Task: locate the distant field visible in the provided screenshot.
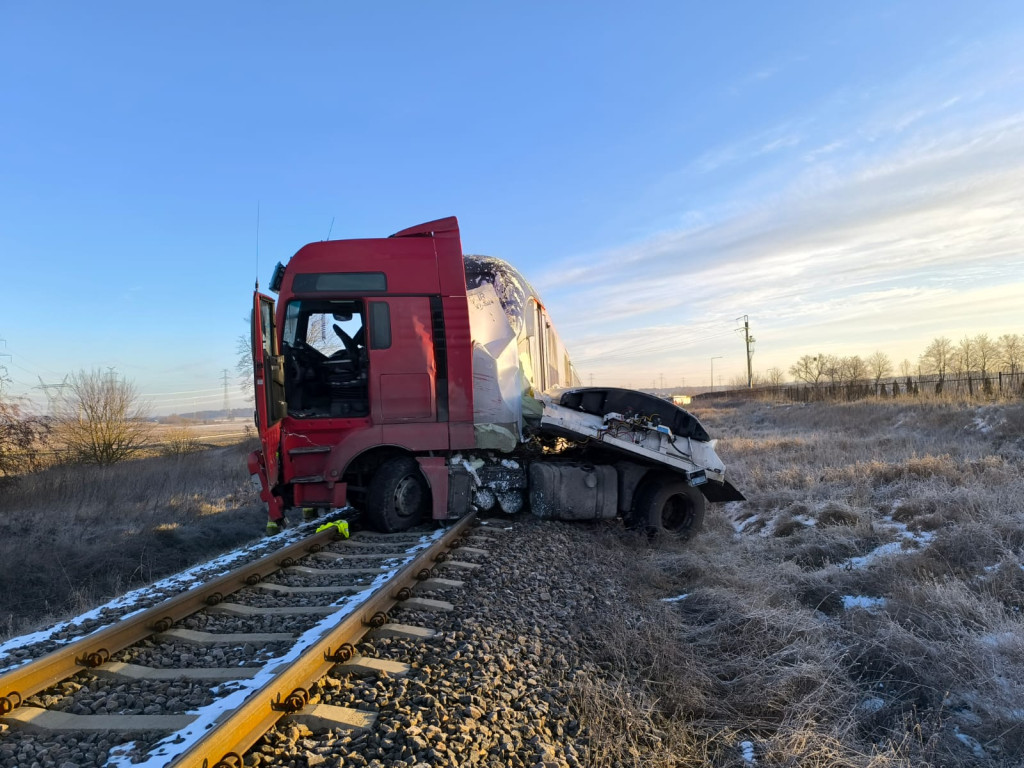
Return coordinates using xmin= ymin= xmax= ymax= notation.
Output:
xmin=146 ymin=419 xmax=254 ymax=450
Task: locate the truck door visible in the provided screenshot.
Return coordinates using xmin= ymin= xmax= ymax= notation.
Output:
xmin=365 ymin=297 xmax=437 ymax=423
xmin=252 ymin=292 xmax=286 ymax=485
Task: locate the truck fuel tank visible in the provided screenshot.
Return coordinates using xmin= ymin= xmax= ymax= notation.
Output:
xmin=528 ymin=463 xmax=618 ymax=521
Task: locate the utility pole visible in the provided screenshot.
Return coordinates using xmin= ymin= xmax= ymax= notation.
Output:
xmin=710 ymin=356 xmax=722 ymax=391
xmin=738 ymin=315 xmax=755 ymax=388
xmin=0 ymin=340 xmax=10 ymax=385
xmin=35 ymin=375 xmax=69 ymax=416
xmin=222 ymin=369 xmax=232 ymax=420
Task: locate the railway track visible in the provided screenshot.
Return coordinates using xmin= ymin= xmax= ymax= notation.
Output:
xmin=0 ymin=513 xmax=501 ymax=768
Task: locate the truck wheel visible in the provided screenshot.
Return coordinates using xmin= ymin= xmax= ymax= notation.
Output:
xmin=632 ymin=477 xmax=705 ymax=540
xmin=366 ymin=457 xmax=429 ymax=532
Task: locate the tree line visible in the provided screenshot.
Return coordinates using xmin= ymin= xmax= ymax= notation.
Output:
xmin=783 ymin=333 xmax=1023 ymax=394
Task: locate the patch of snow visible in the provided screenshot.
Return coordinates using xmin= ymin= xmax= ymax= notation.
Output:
xmin=0 ymin=514 xmax=349 ymax=670
xmin=739 ymin=740 xmax=756 ymax=765
xmin=732 ymin=514 xmax=759 ymax=533
xmin=976 ymin=631 xmax=1019 ymax=649
xmin=842 ymin=595 xmax=887 ymax=611
xmin=847 ymin=542 xmax=906 ymax=569
xmin=107 ymin=528 xmax=443 ymax=768
xmin=661 ymin=594 xmax=689 ymax=603
xmin=794 ymin=514 xmax=817 ymax=527
xmin=955 ymin=729 xmax=987 ymax=759
xmin=831 ymin=515 xmax=934 ymax=571
xmin=858 ymin=697 xmax=885 ymax=713
xmin=106 ymin=742 xmax=142 ymax=763
xmin=500 ymin=458 xmax=520 ymax=469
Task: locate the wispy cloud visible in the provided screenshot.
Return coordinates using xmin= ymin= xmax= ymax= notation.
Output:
xmin=542 ymin=109 xmax=1024 ymax=385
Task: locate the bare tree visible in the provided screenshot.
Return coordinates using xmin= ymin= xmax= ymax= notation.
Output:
xmin=841 ymin=355 xmax=868 ymax=385
xmin=236 ymin=334 xmax=254 ymax=393
xmin=0 ymin=369 xmax=51 ymax=477
xmin=973 ymin=333 xmax=998 ymax=395
xmin=899 ymin=358 xmax=913 ymax=378
xmin=766 ymin=366 xmax=785 ymax=387
xmin=789 ymin=354 xmax=827 ymax=386
xmin=53 ymin=369 xmax=152 ymax=465
xmin=954 ymin=336 xmax=976 ymax=395
xmin=919 ymin=337 xmax=953 ymax=393
xmin=999 ymin=333 xmax=1023 ymax=376
xmin=821 ymin=354 xmax=842 ymax=388
xmin=973 ymin=334 xmax=997 ymax=376
xmin=867 ymin=351 xmax=893 ymax=389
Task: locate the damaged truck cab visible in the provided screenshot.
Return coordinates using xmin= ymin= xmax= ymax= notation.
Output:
xmin=249 ymin=217 xmax=743 ymax=536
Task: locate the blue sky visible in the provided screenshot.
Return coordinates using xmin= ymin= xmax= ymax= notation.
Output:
xmin=2 ymin=2 xmax=1023 ymax=411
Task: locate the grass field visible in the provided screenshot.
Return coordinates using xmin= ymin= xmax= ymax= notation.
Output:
xmin=2 ymin=399 xmax=1021 ymax=765
xmin=572 ymin=398 xmax=1024 ymax=767
xmin=0 ymin=438 xmax=266 ymax=637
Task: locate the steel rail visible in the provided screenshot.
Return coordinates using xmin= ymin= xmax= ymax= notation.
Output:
xmin=166 ymin=513 xmax=476 ymax=768
xmin=0 ymin=526 xmax=345 ymax=716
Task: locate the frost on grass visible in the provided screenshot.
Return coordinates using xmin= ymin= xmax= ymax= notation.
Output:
xmin=621 ymin=400 xmax=1024 ymax=768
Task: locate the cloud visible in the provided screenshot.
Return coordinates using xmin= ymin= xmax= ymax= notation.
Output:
xmin=542 ymin=113 xmax=1024 ymax=385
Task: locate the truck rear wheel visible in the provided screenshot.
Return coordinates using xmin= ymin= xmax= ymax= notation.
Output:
xmin=632 ymin=476 xmax=705 ymax=540
xmin=366 ymin=457 xmax=429 ymax=532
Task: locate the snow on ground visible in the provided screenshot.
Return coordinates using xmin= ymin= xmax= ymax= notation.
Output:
xmin=955 ymin=729 xmax=987 ymax=760
xmin=0 ymin=510 xmax=357 ymax=673
xmin=661 ymin=594 xmax=690 ymax=603
xmin=107 ymin=527 xmax=446 ymax=768
xmin=839 ymin=514 xmax=934 ymax=571
xmin=739 ymin=740 xmax=757 ymax=764
xmin=841 ymin=595 xmax=887 ymax=611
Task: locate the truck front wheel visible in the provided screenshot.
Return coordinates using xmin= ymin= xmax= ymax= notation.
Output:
xmin=632 ymin=477 xmax=705 ymax=540
xmin=366 ymin=456 xmax=429 ymax=533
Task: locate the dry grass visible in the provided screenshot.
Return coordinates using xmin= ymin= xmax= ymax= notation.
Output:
xmin=567 ymin=399 xmax=1024 ymax=767
xmin=0 ymin=439 xmax=265 ymax=637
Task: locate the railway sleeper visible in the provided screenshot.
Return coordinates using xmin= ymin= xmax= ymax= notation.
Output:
xmin=156 ymin=627 xmax=296 ymax=644
xmin=256 ymin=582 xmax=362 ymax=595
xmin=285 ymin=565 xmax=389 ymax=576
xmin=1 ymin=706 xmax=196 ymax=734
xmin=433 ymin=559 xmax=480 ymax=571
xmin=367 ymin=623 xmax=435 ymax=641
xmin=207 ymin=603 xmax=342 ymax=616
xmin=285 ymin=703 xmax=376 ymax=735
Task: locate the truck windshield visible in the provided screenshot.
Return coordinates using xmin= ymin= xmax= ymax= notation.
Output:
xmin=281 ymin=299 xmax=368 ymax=418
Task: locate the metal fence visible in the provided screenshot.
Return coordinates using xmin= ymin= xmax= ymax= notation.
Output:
xmin=695 ymin=371 xmax=1024 ymax=404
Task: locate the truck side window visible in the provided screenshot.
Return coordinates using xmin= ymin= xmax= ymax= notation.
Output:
xmin=369 ymin=302 xmax=391 ymax=349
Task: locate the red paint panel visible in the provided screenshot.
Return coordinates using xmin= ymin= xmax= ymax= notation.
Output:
xmin=294 ymin=482 xmax=347 ymax=507
xmin=416 ymin=456 xmax=450 ymax=520
xmin=283 ymin=238 xmax=442 ymax=298
xmin=442 ymin=295 xmax=474 ymax=427
xmin=368 ymin=296 xmax=436 ymax=424
xmin=380 ymin=374 xmax=433 ymax=420
xmin=381 ymin=422 xmax=449 ymax=448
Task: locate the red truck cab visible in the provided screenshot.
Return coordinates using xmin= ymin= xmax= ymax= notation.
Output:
xmin=249 ymin=217 xmax=475 ymax=531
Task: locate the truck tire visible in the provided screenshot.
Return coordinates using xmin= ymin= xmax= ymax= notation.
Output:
xmin=366 ymin=457 xmax=429 ymax=532
xmin=632 ymin=476 xmax=705 ymax=540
